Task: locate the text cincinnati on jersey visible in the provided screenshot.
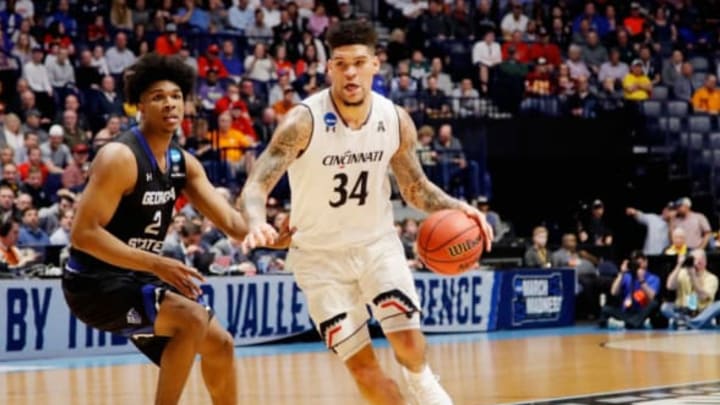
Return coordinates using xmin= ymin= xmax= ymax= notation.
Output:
xmin=321 ymin=150 xmax=384 ymax=167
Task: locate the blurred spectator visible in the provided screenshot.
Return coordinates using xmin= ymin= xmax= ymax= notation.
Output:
xmin=401 ymin=0 xmax=426 ymax=21
xmin=452 ymin=78 xmax=481 ymax=118
xmin=44 ymin=21 xmax=74 ymax=55
xmin=208 ymin=0 xmax=229 ymax=30
xmin=662 ymin=249 xmax=719 ymax=329
xmin=1 ymin=163 xmax=20 ymax=194
xmin=132 ymin=0 xmax=152 ymax=27
xmin=472 ymin=30 xmax=502 ymax=93
xmin=623 ymin=2 xmax=646 ymax=38
xmin=17 ymin=207 xmax=50 ymax=251
xmin=178 ymin=43 xmax=198 ymax=74
xmin=662 ymin=49 xmax=685 ymax=88
xmin=253 ymin=108 xmax=277 ymax=146
xmin=45 ymin=47 xmax=75 ymax=103
xmin=671 ymin=197 xmax=711 ymax=250
xmin=566 ymin=75 xmax=597 ymax=119
xmin=110 ymin=0 xmax=133 ymax=30
xmin=416 ymin=125 xmax=437 ymax=182
xmin=0 ymin=112 xmax=24 ymax=153
xmin=296 ymin=61 xmax=325 ymax=99
xmin=89 ymin=76 xmax=124 ymax=131
xmin=598 ymin=48 xmax=629 ymax=86
xmin=0 ymin=185 xmax=14 ymax=219
xmin=272 ymin=87 xmax=298 ymax=120
xmin=338 ymin=0 xmax=355 ymax=21
xmin=105 ymin=32 xmax=136 ymax=75
xmin=673 ymin=62 xmax=694 ymax=102
xmin=22 ymin=47 xmax=53 ymax=117
xmin=0 ymin=216 xmax=37 ymax=270
xmin=41 ymin=125 xmax=72 ymax=173
xmin=18 ymin=146 xmax=49 ymax=183
xmin=259 ymin=0 xmax=281 ymax=29
xmin=582 ymin=30 xmax=608 ymax=75
xmin=420 ymin=76 xmax=452 ymax=120
xmin=273 ymin=45 xmax=296 ymax=81
xmin=476 ymin=196 xmax=502 ymax=241
xmin=80 ymin=0 xmax=108 ymax=27
xmin=637 ymin=45 xmax=661 ymax=85
xmin=197 ymin=44 xmax=229 ymax=79
xmin=626 ymin=202 xmax=676 ymax=256
xmin=246 ymin=8 xmax=273 ymax=43
xmin=228 ymin=0 xmax=254 ymax=32
xmin=581 ymin=199 xmax=613 ymax=247
xmin=75 ymin=50 xmax=103 ymax=92
xmin=49 ymin=205 xmax=73 ymax=245
xmin=423 ymin=57 xmax=452 ymax=96
xmin=163 ymin=213 xmax=187 ymax=248
xmin=162 ymin=221 xmax=214 ymax=274
xmin=174 ymin=0 xmax=211 ymax=32
xmin=308 ymin=4 xmax=329 ymax=37
xmin=408 ymin=50 xmax=430 ymax=82
xmin=434 ymin=124 xmax=480 ymax=201
xmin=199 ymin=68 xmax=226 ymax=114
xmin=529 ymin=27 xmax=562 ymax=69
xmin=244 ymin=43 xmax=274 ymax=83
xmin=691 ymin=74 xmax=720 ymax=115
xmin=665 ymin=227 xmax=689 ymax=256
xmin=91 ymin=45 xmax=110 ymax=76
xmin=572 ymin=2 xmax=609 ymax=38
xmin=551 ymin=233 xmax=597 ymax=294
xmin=386 ymin=28 xmax=411 ymax=67
xmin=61 ymin=109 xmax=90 ymax=148
xmin=14 ymin=0 xmax=34 ymax=20
xmin=211 ymin=236 xmax=256 ymax=274
xmin=21 ymin=109 xmax=47 ymax=142
xmin=502 ymin=30 xmax=530 ymax=64
xmin=240 ymin=78 xmax=265 ymax=119
xmin=47 ymin=0 xmax=78 ymax=37
xmin=599 ymin=250 xmax=660 ymax=329
xmin=525 ymin=57 xmax=555 ymax=97
xmin=550 ymin=17 xmax=570 ymax=51
xmin=472 ymin=0 xmax=494 ymax=37
xmin=524 ymin=225 xmax=551 ymax=268
xmin=15 ymin=132 xmax=38 ymax=165
xmin=228 ymin=101 xmax=257 ymax=141
xmin=400 ymin=217 xmax=419 ymax=262
xmin=128 ymin=24 xmax=148 ymax=56
xmin=500 ymin=1 xmax=529 ymax=40
xmin=11 ymin=32 xmax=33 ymax=65
xmin=566 ymin=44 xmax=591 ymax=80
xmin=220 ymin=40 xmax=243 ymax=79
xmin=61 ymin=143 xmax=90 ymax=191
xmin=214 ymin=82 xmax=242 ymax=116
xmin=622 ymin=59 xmax=652 ymax=101
xmin=212 ymin=111 xmax=255 ymax=175
xmin=155 ymin=24 xmax=183 ymax=56
xmin=556 ymin=64 xmax=575 ymax=97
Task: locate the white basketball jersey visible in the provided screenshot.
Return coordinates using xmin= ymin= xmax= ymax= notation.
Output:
xmin=288 ymin=89 xmax=400 ymax=250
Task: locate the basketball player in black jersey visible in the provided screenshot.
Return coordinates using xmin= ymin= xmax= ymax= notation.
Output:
xmin=62 ymin=54 xmax=286 ymax=405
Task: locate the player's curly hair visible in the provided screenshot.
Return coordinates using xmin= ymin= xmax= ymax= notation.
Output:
xmin=124 ymin=53 xmax=195 ymax=105
xmin=326 ymin=20 xmax=377 ymax=53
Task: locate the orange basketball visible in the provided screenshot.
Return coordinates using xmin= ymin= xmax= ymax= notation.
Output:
xmin=416 ymin=209 xmax=484 ymax=276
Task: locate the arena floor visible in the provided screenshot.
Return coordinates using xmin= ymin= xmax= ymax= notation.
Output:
xmin=2 ymin=326 xmax=719 ymax=405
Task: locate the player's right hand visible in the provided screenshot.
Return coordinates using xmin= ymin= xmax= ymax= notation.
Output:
xmin=152 ymin=257 xmax=205 ymax=299
xmin=242 ymin=222 xmax=278 ymax=252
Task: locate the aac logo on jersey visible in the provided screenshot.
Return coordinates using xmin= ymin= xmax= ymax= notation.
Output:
xmin=324 ymin=112 xmax=337 ymax=132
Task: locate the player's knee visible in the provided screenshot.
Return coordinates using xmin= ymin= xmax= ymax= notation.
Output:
xmin=211 ymin=330 xmax=235 ymax=358
xmin=389 ymin=330 xmax=426 ymax=360
xmin=346 ymin=358 xmax=384 ymax=387
xmin=161 ymin=297 xmax=210 ymax=338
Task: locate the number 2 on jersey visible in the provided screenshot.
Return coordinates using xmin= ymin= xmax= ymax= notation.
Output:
xmin=329 ymin=171 xmax=369 ymax=207
xmin=144 ymin=210 xmax=162 ymax=235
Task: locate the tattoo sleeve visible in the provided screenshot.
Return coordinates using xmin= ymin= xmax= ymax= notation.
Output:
xmin=240 ymin=105 xmax=312 ymax=226
xmin=390 ymin=106 xmax=465 ymax=213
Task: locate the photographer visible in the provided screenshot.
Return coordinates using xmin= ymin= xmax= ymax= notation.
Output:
xmin=662 ymin=249 xmax=719 ymax=329
xmin=599 ymin=250 xmax=661 ymax=328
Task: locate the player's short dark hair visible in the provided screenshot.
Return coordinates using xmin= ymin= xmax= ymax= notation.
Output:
xmin=326 ymin=20 xmax=377 ymax=53
xmin=124 ymin=53 xmax=195 ymax=104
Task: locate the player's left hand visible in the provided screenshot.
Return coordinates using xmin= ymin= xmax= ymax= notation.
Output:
xmin=266 ymin=214 xmax=296 ymax=250
xmin=458 ymin=203 xmax=493 ymax=252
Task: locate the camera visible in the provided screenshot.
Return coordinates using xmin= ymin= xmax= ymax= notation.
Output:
xmin=682 ymin=255 xmax=695 ymax=268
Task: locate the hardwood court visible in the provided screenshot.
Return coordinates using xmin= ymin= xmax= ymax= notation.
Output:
xmin=2 ymin=329 xmax=720 ymax=405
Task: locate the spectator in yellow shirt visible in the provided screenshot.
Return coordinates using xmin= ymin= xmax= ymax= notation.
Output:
xmin=272 ymin=87 xmax=298 ymax=122
xmin=665 ymin=227 xmax=689 ymax=256
xmin=622 ymin=59 xmax=652 ymax=101
xmin=691 ymin=74 xmax=720 ymax=114
xmin=209 ymin=112 xmax=255 ymax=175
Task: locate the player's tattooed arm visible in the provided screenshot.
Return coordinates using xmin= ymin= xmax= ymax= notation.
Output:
xmin=391 ymin=106 xmax=465 ymax=213
xmin=239 ymin=105 xmax=312 ymax=226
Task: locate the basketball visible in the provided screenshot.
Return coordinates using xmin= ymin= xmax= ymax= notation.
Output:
xmin=416 ymin=209 xmax=484 ymax=276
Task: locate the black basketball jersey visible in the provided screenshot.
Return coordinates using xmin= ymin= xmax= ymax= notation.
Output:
xmin=70 ymin=129 xmax=187 ymax=273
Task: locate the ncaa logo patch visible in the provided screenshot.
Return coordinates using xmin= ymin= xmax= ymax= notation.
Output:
xmin=324 ymin=112 xmax=337 ymax=132
xmin=169 ymin=148 xmax=182 ymax=163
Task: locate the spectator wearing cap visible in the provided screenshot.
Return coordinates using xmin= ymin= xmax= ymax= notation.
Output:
xmin=671 ymin=197 xmax=712 ymax=250
xmin=228 ymin=0 xmax=254 ymax=32
xmin=154 ymin=23 xmax=183 ymax=56
xmin=198 ymin=44 xmax=229 ymax=78
xmin=691 ymin=75 xmax=720 ymax=115
xmin=105 ymin=32 xmax=136 ymax=76
xmin=599 ymin=250 xmax=660 ymax=329
xmin=622 ymin=59 xmax=652 ymax=101
xmin=62 ymin=143 xmax=90 ymax=191
xmin=21 ymin=109 xmax=48 ymax=142
xmin=626 ymin=202 xmax=676 ymax=256
xmin=40 ymin=125 xmax=72 ymax=174
xmin=528 ymin=27 xmax=562 ymax=68
xmin=521 ymin=57 xmax=557 ymax=115
xmin=229 ymin=100 xmax=257 ymax=140
xmin=581 ymin=199 xmax=613 ymax=247
xmin=623 ymin=2 xmax=646 ymax=38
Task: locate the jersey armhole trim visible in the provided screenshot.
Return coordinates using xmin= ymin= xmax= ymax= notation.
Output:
xmin=394 ymin=104 xmax=402 ymax=150
xmin=295 ymin=103 xmax=314 ymax=159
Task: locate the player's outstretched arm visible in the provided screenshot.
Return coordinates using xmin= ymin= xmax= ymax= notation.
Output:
xmin=239 ymin=105 xmax=312 ymax=249
xmin=70 ymin=144 xmax=203 ymax=298
xmin=183 ymin=151 xmax=248 ymax=241
xmin=390 ymin=106 xmax=494 ymax=250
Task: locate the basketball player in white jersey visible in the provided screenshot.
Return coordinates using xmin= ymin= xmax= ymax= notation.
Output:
xmin=240 ymin=20 xmax=493 ymax=405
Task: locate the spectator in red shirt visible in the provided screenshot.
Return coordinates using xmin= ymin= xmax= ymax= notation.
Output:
xmin=501 ymin=30 xmax=530 ymax=64
xmin=154 ymin=23 xmax=183 ymax=55
xmin=623 ymin=2 xmax=646 ymax=38
xmin=525 ymin=58 xmax=556 ymax=96
xmin=529 ymin=27 xmax=562 ymax=69
xmin=229 ymin=101 xmax=258 ymax=142
xmin=18 ymin=146 xmax=49 ymax=183
xmin=215 ymin=83 xmax=245 ymax=116
xmin=197 ymin=44 xmax=228 ymax=78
